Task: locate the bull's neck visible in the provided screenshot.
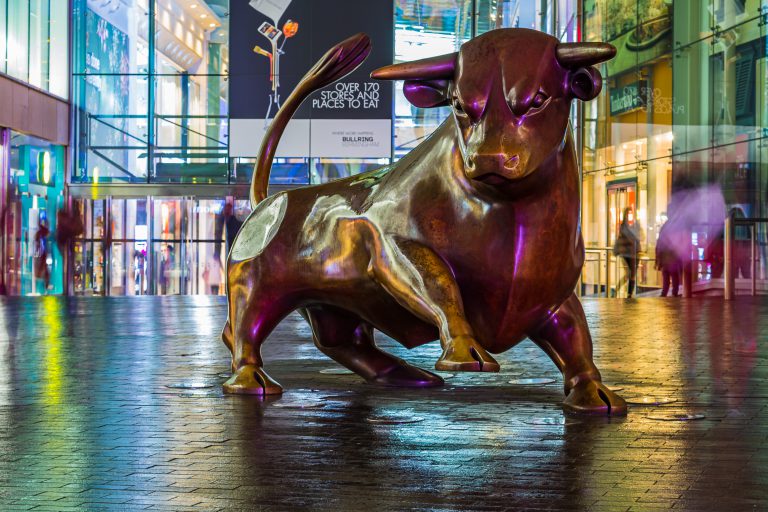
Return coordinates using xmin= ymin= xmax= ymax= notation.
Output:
xmin=395 ymin=117 xmax=457 ymax=172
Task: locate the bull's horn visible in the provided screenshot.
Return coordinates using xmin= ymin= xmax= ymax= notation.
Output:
xmin=371 ymin=52 xmax=457 ymax=80
xmin=556 ymin=43 xmax=616 ymax=68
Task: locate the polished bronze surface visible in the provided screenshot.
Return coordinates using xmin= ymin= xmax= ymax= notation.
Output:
xmin=223 ymin=28 xmax=626 ymax=415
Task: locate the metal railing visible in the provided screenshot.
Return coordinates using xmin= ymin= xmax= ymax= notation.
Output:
xmin=582 ymin=247 xmax=613 ymax=297
xmin=579 ymin=247 xmax=658 ymax=298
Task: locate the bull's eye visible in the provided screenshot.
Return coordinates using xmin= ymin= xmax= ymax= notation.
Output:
xmin=529 ymin=91 xmax=550 ymax=111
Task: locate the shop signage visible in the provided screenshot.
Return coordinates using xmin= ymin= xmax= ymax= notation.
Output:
xmin=609 ymin=80 xmax=647 ymax=116
xmin=229 ymin=0 xmax=394 ymax=158
xmin=39 ymin=151 xmax=51 ymax=184
xmin=29 ymin=148 xmax=55 ymax=187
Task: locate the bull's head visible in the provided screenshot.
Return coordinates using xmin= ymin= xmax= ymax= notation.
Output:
xmin=372 ymin=29 xmax=615 ymax=185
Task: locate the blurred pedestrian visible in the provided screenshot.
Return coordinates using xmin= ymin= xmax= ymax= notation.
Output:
xmin=223 ymin=203 xmax=244 ymax=256
xmin=56 ymin=203 xmax=85 ymax=295
xmin=159 ymin=244 xmax=174 ymax=295
xmin=34 ymin=218 xmax=51 ymax=292
xmin=655 ymin=214 xmax=683 ymax=297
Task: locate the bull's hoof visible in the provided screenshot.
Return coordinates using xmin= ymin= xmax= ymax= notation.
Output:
xmin=223 ymin=365 xmax=283 ymax=396
xmin=563 ymin=380 xmax=627 ymax=416
xmin=435 ymin=335 xmax=501 ymax=372
xmin=372 ymin=362 xmax=444 ymax=388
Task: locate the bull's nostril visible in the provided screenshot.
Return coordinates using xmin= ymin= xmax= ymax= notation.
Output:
xmin=504 ymin=155 xmax=520 ymax=170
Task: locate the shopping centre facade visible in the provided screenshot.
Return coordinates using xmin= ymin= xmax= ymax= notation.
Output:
xmin=1 ymin=0 xmax=765 ymax=296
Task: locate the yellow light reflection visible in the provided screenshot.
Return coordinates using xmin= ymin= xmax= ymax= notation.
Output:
xmin=40 ymin=296 xmax=63 ymax=405
xmin=33 ymin=298 xmax=88 ymax=493
xmin=92 ymin=166 xmax=100 ymax=199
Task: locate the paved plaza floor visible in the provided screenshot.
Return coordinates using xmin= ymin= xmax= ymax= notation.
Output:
xmin=0 ymin=296 xmax=767 ymax=511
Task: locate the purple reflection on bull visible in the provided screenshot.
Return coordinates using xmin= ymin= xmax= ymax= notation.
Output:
xmin=221 ymin=29 xmax=627 ymax=415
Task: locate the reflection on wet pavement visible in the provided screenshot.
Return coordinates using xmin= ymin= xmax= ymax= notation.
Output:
xmin=0 ymin=296 xmax=766 ymax=510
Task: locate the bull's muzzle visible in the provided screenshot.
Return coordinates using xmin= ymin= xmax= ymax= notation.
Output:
xmin=465 ymin=153 xmax=525 ymax=183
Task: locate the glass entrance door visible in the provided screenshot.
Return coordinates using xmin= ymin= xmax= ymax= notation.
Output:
xmin=71 ymin=196 xmax=250 ymax=295
xmin=107 ymin=198 xmax=150 ymax=295
xmin=153 ymin=198 xmax=185 ymax=295
xmin=607 ymin=181 xmax=637 ymax=297
xmin=607 ymin=181 xmax=637 ymax=248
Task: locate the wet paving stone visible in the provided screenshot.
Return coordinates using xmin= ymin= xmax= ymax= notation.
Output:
xmin=318 ymin=367 xmax=356 ymax=375
xmin=365 ymin=415 xmax=425 ymax=425
xmin=0 ymin=295 xmax=768 ymax=510
xmin=645 ymin=412 xmax=706 ymax=421
xmin=623 ymin=396 xmax=679 ymax=406
xmin=508 ymin=377 xmax=557 ymax=385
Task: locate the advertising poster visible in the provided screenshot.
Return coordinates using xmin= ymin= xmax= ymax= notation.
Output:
xmin=229 ymin=0 xmax=394 ymax=158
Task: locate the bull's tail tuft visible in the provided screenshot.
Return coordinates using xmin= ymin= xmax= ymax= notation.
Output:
xmin=250 ymin=33 xmax=372 ymax=207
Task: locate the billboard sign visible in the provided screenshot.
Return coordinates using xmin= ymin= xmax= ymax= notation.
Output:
xmin=229 ymin=0 xmax=394 ymax=158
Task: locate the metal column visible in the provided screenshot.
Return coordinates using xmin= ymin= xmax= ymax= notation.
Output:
xmin=147 ymin=196 xmax=154 ymax=294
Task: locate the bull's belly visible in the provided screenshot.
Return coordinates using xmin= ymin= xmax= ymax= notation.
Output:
xmin=466 ymin=301 xmax=553 ymax=353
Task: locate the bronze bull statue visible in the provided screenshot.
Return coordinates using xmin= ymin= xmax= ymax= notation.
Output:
xmin=222 ymin=28 xmax=627 ymax=415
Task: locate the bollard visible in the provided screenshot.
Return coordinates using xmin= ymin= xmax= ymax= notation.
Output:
xmin=596 ymin=251 xmax=601 ymax=297
xmin=751 ymin=223 xmax=757 ymax=297
xmin=682 ymin=228 xmax=693 ymax=298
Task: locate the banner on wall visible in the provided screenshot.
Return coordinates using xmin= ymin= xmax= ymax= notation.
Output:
xmin=229 ymin=0 xmax=394 ymax=158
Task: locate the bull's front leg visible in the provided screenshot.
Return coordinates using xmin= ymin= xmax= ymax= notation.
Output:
xmin=528 ymin=293 xmax=627 ymax=415
xmin=367 ymin=233 xmax=499 ymax=372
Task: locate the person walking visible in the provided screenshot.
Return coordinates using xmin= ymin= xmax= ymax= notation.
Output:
xmin=655 ymin=216 xmax=683 ymax=297
xmin=34 ymin=219 xmax=51 ymax=292
xmin=613 ymin=207 xmax=641 ymax=298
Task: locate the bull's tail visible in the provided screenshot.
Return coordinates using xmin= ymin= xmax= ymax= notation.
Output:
xmin=250 ymin=33 xmax=372 ymax=207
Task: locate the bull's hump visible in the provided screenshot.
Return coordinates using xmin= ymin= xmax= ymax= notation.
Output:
xmin=229 ymin=193 xmax=288 ymax=263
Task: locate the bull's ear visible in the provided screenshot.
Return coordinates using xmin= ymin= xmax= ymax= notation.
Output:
xmin=568 ymin=67 xmax=603 ymax=101
xmin=403 ymin=79 xmax=450 ymax=108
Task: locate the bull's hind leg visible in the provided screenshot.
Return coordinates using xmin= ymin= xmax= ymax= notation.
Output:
xmin=222 ymin=261 xmax=288 ymax=395
xmin=303 ymin=306 xmax=443 ymax=387
xmin=528 ymin=293 xmax=627 ymax=415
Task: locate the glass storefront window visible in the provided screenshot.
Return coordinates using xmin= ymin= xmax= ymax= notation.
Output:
xmin=0 ymin=1 xmax=5 ymax=77
xmin=28 ymin=0 xmax=50 ymax=90
xmin=0 ymin=0 xmax=69 ymax=98
xmin=6 ymin=0 xmax=30 ymax=82
xmin=72 ymin=0 xmax=229 ymax=185
xmin=581 ymin=0 xmax=674 ymax=296
xmin=393 ymin=1 xmax=473 ymax=159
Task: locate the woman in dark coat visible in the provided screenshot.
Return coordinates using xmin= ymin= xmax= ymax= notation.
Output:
xmin=613 ymin=207 xmax=641 ymax=298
